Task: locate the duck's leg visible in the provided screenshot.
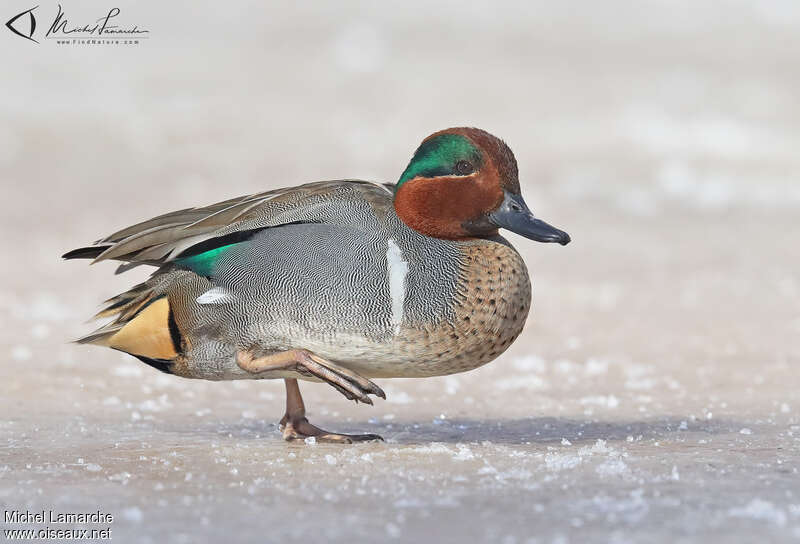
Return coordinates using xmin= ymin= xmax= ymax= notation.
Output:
xmin=280 ymin=378 xmax=383 ymax=443
xmin=235 ymin=349 xmax=384 ymax=443
xmin=236 ymin=348 xmax=385 ymax=404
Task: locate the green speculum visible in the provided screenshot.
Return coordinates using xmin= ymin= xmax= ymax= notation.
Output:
xmin=174 ymin=242 xmax=242 ymax=277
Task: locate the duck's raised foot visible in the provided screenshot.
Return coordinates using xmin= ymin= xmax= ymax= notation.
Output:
xmin=280 ymin=416 xmax=383 ymax=444
xmin=237 ymin=348 xmax=385 ymax=404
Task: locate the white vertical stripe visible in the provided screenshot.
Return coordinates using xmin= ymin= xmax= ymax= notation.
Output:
xmin=386 ymin=239 xmax=408 ymax=335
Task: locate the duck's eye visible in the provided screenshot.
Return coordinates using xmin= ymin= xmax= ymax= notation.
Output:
xmin=455 ymin=160 xmax=474 ymax=175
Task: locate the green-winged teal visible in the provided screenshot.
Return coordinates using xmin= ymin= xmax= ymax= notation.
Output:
xmin=64 ymin=127 xmax=570 ymax=443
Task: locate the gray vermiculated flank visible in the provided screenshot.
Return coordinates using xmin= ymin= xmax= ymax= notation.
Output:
xmin=213 ymin=222 xmax=461 ymax=343
xmin=180 ymin=182 xmax=463 ymax=360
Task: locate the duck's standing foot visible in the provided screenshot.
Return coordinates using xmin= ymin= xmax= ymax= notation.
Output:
xmin=279 ymin=379 xmax=383 ymax=444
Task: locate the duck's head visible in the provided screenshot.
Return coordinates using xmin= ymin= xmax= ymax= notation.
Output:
xmin=394 ymin=127 xmax=570 ymax=245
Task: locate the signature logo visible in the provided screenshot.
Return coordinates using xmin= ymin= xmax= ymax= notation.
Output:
xmin=5 ymin=6 xmax=39 ymax=43
xmin=5 ymin=3 xmax=148 ymax=44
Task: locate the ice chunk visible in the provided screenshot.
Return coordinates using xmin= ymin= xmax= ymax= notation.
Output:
xmin=452 ymin=445 xmax=474 ymax=461
xmin=590 ymin=440 xmax=611 ymax=454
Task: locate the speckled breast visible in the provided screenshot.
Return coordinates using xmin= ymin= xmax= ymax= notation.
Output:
xmin=372 ymin=238 xmax=532 ymax=378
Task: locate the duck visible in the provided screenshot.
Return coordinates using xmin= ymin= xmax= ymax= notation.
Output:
xmin=63 ymin=127 xmax=570 ymax=443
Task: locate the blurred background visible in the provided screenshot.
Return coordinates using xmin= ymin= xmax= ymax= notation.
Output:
xmin=1 ymin=1 xmax=799 ymax=543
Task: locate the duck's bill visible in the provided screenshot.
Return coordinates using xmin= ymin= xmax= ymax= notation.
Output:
xmin=489 ymin=191 xmax=571 ymax=245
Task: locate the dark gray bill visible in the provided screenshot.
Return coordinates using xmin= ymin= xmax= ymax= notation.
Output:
xmin=488 ymin=190 xmax=571 ymax=245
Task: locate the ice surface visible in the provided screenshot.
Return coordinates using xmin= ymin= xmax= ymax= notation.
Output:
xmin=2 ymin=2 xmax=800 ymax=543
xmin=728 ymin=499 xmax=788 ymax=527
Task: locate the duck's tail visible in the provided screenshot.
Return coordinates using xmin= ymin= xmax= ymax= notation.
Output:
xmin=78 ymin=282 xmax=181 ymax=373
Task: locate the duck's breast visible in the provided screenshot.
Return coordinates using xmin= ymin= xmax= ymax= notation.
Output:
xmin=371 ymin=235 xmax=532 ymax=378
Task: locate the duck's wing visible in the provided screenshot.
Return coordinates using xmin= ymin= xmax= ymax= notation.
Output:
xmin=63 ymin=180 xmax=395 ymax=272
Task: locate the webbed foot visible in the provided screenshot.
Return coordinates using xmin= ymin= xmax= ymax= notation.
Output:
xmin=280 ymin=414 xmax=383 ymax=444
xmin=278 ymin=378 xmax=383 ymax=444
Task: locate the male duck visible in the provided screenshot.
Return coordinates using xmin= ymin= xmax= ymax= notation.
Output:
xmin=64 ymin=127 xmax=570 ymax=443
